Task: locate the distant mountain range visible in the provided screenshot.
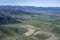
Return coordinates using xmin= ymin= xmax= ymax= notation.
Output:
xmin=0 ymin=5 xmax=60 ymax=25
xmin=0 ymin=6 xmax=60 ymax=11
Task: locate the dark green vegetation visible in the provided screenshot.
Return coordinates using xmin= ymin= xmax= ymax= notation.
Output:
xmin=0 ymin=26 xmax=28 ymax=40
xmin=35 ymin=33 xmax=52 ymax=40
xmin=0 ymin=6 xmax=60 ymax=40
xmin=52 ymin=27 xmax=60 ymax=34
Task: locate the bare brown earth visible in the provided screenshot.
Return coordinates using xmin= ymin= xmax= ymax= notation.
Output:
xmin=24 ymin=28 xmax=36 ymax=36
xmin=21 ymin=25 xmax=36 ymax=36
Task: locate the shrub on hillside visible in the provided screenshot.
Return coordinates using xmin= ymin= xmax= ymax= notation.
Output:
xmin=35 ymin=33 xmax=52 ymax=40
xmin=52 ymin=27 xmax=60 ymax=34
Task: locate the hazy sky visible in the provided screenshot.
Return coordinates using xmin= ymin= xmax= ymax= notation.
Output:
xmin=0 ymin=0 xmax=60 ymax=7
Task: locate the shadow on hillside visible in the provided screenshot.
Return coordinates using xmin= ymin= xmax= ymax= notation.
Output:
xmin=0 ymin=14 xmax=22 ymax=25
